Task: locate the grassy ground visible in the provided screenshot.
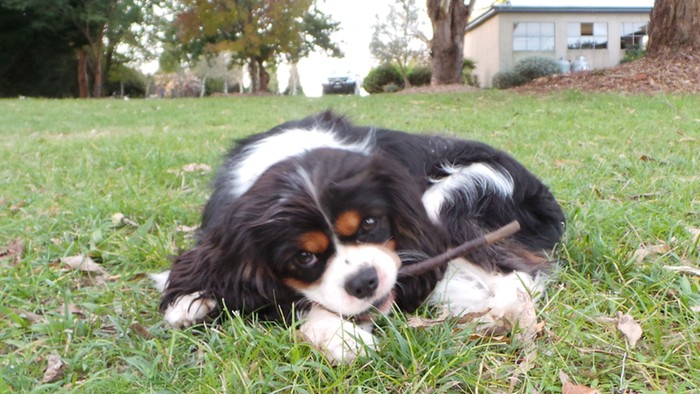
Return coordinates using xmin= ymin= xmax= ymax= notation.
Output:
xmin=1 ymin=91 xmax=698 ymax=393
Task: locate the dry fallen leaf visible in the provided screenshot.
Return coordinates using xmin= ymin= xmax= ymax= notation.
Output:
xmin=560 ymin=371 xmax=601 ymax=394
xmin=41 ymin=354 xmax=65 ymax=383
xmin=61 ymin=255 xmax=106 ymax=274
xmin=175 ymin=224 xmax=198 ymax=233
xmin=130 ymin=322 xmax=155 ymax=340
xmin=0 ymin=238 xmax=24 ymax=265
xmin=632 ymin=242 xmax=670 ymax=263
xmin=181 ymin=163 xmax=211 ymax=173
xmin=512 ymin=289 xmax=539 ymax=344
xmin=617 ymin=312 xmax=643 ymax=349
xmin=407 ymin=308 xmax=451 ymax=328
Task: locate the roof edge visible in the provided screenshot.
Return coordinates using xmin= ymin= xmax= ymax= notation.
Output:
xmin=468 ymin=6 xmax=653 ymax=31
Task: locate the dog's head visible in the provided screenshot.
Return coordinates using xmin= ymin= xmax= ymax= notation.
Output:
xmin=163 ymin=148 xmax=447 ymax=320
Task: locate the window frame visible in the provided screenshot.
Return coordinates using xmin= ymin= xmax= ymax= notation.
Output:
xmin=567 ymin=22 xmax=608 ymax=50
xmin=512 ymin=22 xmax=555 ymax=52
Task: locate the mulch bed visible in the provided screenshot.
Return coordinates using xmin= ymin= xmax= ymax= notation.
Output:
xmin=398 ymin=51 xmax=699 ymax=95
xmin=517 ymin=51 xmax=700 ymax=94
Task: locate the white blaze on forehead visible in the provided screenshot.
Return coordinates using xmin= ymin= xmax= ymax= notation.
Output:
xmin=229 ymin=127 xmax=374 ymax=198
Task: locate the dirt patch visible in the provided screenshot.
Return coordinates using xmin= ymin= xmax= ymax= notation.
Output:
xmin=517 ymin=51 xmax=700 ymax=94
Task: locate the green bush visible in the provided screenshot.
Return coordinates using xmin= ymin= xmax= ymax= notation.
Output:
xmin=513 ymin=56 xmax=561 ymax=81
xmin=492 ymin=70 xmax=527 ymax=89
xmin=106 ymin=64 xmax=146 ymax=97
xmin=362 ymin=64 xmax=403 ymax=94
xmin=407 ymin=66 xmax=431 ymax=86
xmin=621 ymin=45 xmax=646 ymax=63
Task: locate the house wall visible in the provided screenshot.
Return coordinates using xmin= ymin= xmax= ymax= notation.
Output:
xmin=466 ymin=11 xmax=650 ymax=88
xmin=464 ymin=15 xmax=502 ymax=89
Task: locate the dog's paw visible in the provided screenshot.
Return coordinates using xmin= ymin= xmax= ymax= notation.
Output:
xmin=163 ymin=292 xmax=216 ymax=328
xmin=298 ymin=306 xmax=377 ymax=364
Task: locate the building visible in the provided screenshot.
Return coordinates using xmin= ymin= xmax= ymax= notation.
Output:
xmin=465 ymin=2 xmax=653 ymax=87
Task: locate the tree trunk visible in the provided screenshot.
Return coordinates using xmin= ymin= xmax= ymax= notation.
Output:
xmin=288 ymin=62 xmax=300 ymax=95
xmin=77 ymin=48 xmax=90 ymax=98
xmin=92 ymin=45 xmax=103 ymax=98
xmin=647 ymin=0 xmax=700 ymax=56
xmin=427 ymin=0 xmax=473 ymax=85
xmin=258 ymin=60 xmax=270 ymax=92
xmin=248 ymin=59 xmax=259 ymax=92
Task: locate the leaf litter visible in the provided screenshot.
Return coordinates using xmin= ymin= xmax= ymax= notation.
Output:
xmin=41 ymin=354 xmax=65 ymax=384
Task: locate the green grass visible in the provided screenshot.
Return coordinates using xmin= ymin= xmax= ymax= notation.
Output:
xmin=1 ymin=91 xmax=699 ymax=393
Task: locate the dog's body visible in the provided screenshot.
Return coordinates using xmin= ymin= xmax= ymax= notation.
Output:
xmin=158 ymin=112 xmax=564 ymax=362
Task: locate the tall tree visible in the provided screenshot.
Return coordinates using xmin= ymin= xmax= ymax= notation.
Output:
xmin=175 ymin=0 xmax=340 ymax=92
xmin=426 ymin=0 xmax=476 ymax=85
xmin=647 ymin=0 xmax=700 ymax=56
xmin=3 ymin=0 xmax=164 ymax=97
xmin=370 ymin=0 xmax=428 ymax=87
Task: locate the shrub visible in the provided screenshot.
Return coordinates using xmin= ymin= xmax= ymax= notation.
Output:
xmin=492 ymin=70 xmax=527 ymax=89
xmin=382 ymin=83 xmax=402 ymax=93
xmin=513 ymin=56 xmax=561 ymax=81
xmin=407 ymin=66 xmax=431 ymax=86
xmin=106 ymin=64 xmax=146 ymax=97
xmin=621 ymin=45 xmax=646 ymax=63
xmin=362 ymin=64 xmax=403 ymax=94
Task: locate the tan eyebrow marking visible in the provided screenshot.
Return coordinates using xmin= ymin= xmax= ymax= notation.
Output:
xmin=299 ymin=231 xmax=330 ymax=254
xmin=335 ymin=210 xmax=362 ymax=237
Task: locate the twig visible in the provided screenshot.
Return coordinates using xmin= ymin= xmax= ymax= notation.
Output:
xmin=398 ymin=220 xmax=521 ymax=277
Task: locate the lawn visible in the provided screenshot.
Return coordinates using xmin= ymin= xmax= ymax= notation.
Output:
xmin=1 ymin=91 xmax=698 ymax=393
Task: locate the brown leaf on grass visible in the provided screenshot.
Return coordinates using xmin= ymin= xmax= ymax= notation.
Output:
xmin=0 ymin=238 xmax=24 ymax=265
xmin=617 ymin=312 xmax=643 ymax=349
xmin=175 ymin=224 xmax=198 ymax=233
xmin=61 ymin=255 xmax=106 ymax=274
xmin=41 ymin=354 xmax=65 ymax=383
xmin=407 ymin=308 xmax=451 ymax=328
xmin=512 ymin=289 xmax=539 ymax=344
xmin=130 ymin=322 xmax=155 ymax=340
xmin=560 ymin=371 xmax=600 ymax=394
xmin=407 ymin=308 xmax=492 ymax=329
xmin=180 ymin=163 xmax=211 ymax=173
xmin=632 ymin=242 xmax=670 ymax=263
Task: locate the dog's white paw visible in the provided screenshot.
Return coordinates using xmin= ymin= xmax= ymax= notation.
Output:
xmin=163 ymin=292 xmax=216 ymax=328
xmin=299 ymin=306 xmax=377 ymax=364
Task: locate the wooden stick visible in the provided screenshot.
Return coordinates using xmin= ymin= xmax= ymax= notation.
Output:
xmin=397 ymin=220 xmax=521 ymax=278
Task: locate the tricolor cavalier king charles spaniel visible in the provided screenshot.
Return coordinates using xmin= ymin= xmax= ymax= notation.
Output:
xmin=155 ymin=112 xmax=564 ymax=363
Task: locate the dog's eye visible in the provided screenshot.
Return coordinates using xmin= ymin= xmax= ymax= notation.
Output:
xmin=295 ymin=251 xmax=318 ymax=267
xmin=360 ymin=216 xmax=378 ymax=232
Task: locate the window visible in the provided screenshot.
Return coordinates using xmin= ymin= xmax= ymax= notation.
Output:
xmin=621 ymin=22 xmax=647 ymax=49
xmin=567 ymin=22 xmax=608 ymax=49
xmin=513 ymin=22 xmax=555 ymax=51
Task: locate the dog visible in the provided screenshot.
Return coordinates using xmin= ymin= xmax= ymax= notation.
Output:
xmin=155 ymin=111 xmax=565 ymax=363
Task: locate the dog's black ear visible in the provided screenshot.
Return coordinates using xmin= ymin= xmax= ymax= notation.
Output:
xmin=370 ymin=156 xmax=450 ymax=312
xmin=161 ymin=202 xmax=297 ymax=322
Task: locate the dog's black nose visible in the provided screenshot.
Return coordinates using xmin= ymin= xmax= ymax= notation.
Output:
xmin=344 ymin=267 xmax=379 ymax=299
